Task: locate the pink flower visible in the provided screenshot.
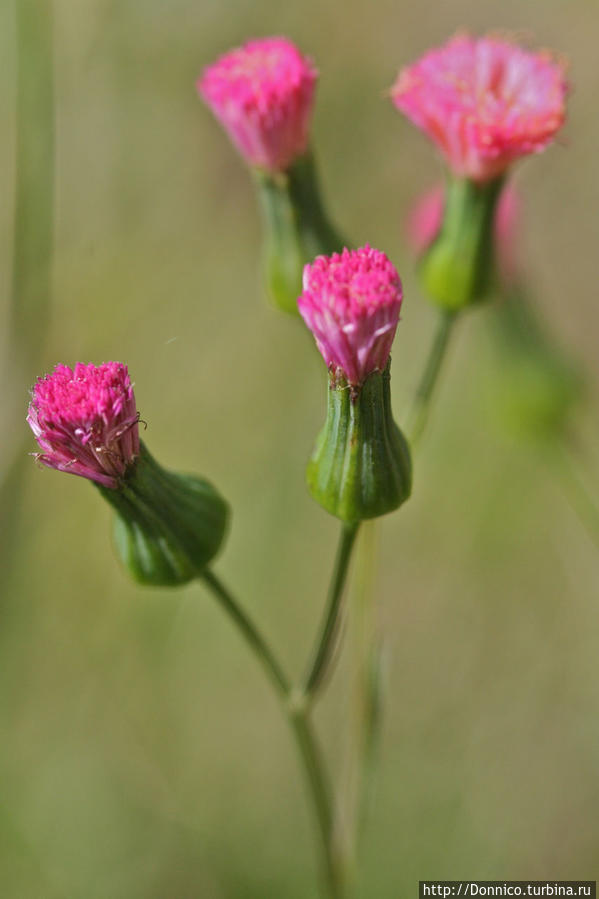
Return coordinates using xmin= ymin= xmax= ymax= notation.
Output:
xmin=391 ymin=34 xmax=567 ymax=182
xmin=198 ymin=37 xmax=317 ymax=173
xmin=298 ymin=246 xmax=403 ymax=386
xmin=27 ymin=362 xmax=140 ymax=489
xmin=407 ymin=182 xmax=520 ymax=282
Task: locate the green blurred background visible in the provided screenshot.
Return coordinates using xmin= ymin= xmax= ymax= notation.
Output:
xmin=2 ymin=0 xmax=599 ymax=896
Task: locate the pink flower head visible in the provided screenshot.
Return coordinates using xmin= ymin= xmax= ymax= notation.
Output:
xmin=406 ymin=181 xmax=520 ymax=282
xmin=27 ymin=362 xmax=140 ymax=489
xmin=391 ymin=34 xmax=567 ymax=182
xmin=298 ymin=246 xmax=403 ymax=386
xmin=198 ymin=37 xmax=317 ymax=173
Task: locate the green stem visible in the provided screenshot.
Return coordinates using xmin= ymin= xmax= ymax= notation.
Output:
xmin=288 ymin=706 xmax=343 ymax=899
xmin=201 ymin=570 xmax=290 ymax=697
xmin=11 ymin=0 xmax=54 ymax=368
xmin=332 ymin=520 xmax=382 ymax=892
xmin=200 ymin=570 xmax=344 ymax=898
xmin=352 ymin=521 xmax=383 ymax=844
xmin=303 ymin=521 xmax=361 ymax=697
xmin=406 ymin=310 xmax=456 ymax=445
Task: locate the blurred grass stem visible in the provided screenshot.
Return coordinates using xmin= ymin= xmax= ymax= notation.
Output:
xmin=11 ymin=0 xmax=54 ymax=367
xmin=549 ymin=440 xmax=599 ymax=549
xmin=1 ymin=0 xmax=54 ymax=595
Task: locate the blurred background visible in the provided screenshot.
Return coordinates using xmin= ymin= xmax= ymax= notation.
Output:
xmin=2 ymin=0 xmax=599 ymax=896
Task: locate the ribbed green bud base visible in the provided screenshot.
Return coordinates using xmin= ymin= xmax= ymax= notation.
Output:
xmin=419 ymin=175 xmax=504 ymax=311
xmin=97 ymin=442 xmax=229 ymax=586
xmin=255 ymin=151 xmax=347 ymax=315
xmin=307 ymin=364 xmax=412 ymax=522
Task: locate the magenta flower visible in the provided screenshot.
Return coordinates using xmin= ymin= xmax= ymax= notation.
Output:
xmin=391 ymin=34 xmax=567 ymax=182
xmin=407 ymin=182 xmax=520 ymax=283
xmin=298 ymin=246 xmax=403 ymax=387
xmin=27 ymin=362 xmax=140 ymax=489
xmin=198 ymin=37 xmax=317 ymax=173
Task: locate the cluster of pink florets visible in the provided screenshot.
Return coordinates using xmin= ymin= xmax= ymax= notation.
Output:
xmin=27 ymin=362 xmax=140 ymax=489
xmin=298 ymin=246 xmax=403 ymax=386
xmin=391 ymin=34 xmax=568 ymax=182
xmin=27 ymin=34 xmax=570 ymax=481
xmin=198 ymin=37 xmax=317 ymax=173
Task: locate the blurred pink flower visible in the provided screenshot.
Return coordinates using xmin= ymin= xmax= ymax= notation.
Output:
xmin=28 ymin=362 xmax=140 ymax=489
xmin=406 ymin=181 xmax=520 ymax=283
xmin=198 ymin=37 xmax=317 ymax=173
xmin=406 ymin=185 xmax=446 ymax=259
xmin=298 ymin=246 xmax=403 ymax=386
xmin=391 ymin=34 xmax=567 ymax=182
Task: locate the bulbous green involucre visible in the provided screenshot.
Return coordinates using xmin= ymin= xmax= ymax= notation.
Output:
xmin=419 ymin=176 xmax=504 ymax=311
xmin=256 ymin=153 xmax=346 ymax=314
xmin=307 ymin=366 xmax=412 ymax=522
xmin=97 ymin=443 xmax=229 ymax=586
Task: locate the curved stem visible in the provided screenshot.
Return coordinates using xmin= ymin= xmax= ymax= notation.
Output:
xmin=201 ymin=569 xmax=290 ymax=697
xmin=200 ymin=570 xmax=344 ymax=898
xmin=406 ymin=310 xmax=457 ymax=446
xmin=303 ymin=521 xmax=360 ymax=698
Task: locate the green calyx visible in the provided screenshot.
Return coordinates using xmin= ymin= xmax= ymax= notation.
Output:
xmin=307 ymin=364 xmax=412 ymax=523
xmin=96 ymin=442 xmax=229 ymax=586
xmin=254 ymin=151 xmax=347 ymax=315
xmin=419 ymin=175 xmax=504 ymax=312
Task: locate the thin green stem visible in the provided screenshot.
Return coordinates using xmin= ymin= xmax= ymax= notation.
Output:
xmin=352 ymin=521 xmax=383 ymax=845
xmin=330 ymin=520 xmax=382 ymax=893
xmin=288 ymin=705 xmax=343 ymax=899
xmin=303 ymin=521 xmax=361 ymax=698
xmin=200 ymin=569 xmax=290 ymax=697
xmin=406 ymin=310 xmax=457 ymax=446
xmin=200 ymin=570 xmax=344 ymax=898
